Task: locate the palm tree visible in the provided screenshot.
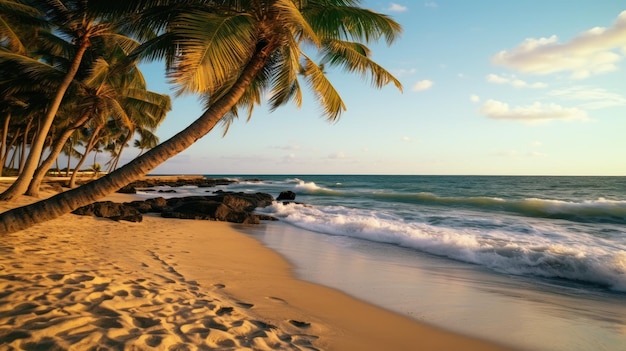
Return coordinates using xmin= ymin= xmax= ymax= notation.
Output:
xmin=133 ymin=128 xmax=160 ymax=157
xmin=0 ymin=0 xmax=402 ymax=233
xmin=0 ymin=0 xmax=138 ymax=200
xmin=24 ymin=42 xmax=170 ymax=196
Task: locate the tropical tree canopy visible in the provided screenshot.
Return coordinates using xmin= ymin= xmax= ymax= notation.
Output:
xmin=0 ymin=0 xmax=402 ymax=234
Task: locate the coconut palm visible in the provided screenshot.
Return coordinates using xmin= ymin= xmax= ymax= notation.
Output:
xmin=24 ymin=42 xmax=170 ymax=196
xmin=0 ymin=0 xmax=138 ymax=200
xmin=0 ymin=0 xmax=402 ymax=233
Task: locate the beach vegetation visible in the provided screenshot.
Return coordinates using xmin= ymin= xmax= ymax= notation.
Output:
xmin=0 ymin=0 xmax=144 ymax=199
xmin=0 ymin=0 xmax=402 ymax=234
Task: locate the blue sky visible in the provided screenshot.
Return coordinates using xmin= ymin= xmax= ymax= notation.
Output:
xmin=136 ymin=1 xmax=626 ymax=175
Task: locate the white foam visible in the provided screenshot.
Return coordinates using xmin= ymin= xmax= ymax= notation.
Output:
xmin=260 ymin=202 xmax=626 ymax=291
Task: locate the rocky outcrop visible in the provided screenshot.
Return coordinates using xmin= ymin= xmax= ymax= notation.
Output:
xmin=74 ymin=192 xmax=277 ymax=224
xmin=72 ymin=201 xmax=143 ymax=222
xmin=161 ymin=192 xmax=275 ymax=224
xmin=116 ymin=177 xmax=242 ymax=194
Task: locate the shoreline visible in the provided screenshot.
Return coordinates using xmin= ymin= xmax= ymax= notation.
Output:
xmin=0 ymin=182 xmax=514 ymax=350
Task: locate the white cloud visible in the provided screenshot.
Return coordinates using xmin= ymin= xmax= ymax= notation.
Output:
xmin=328 ymin=152 xmax=346 ymax=159
xmin=388 ymin=3 xmax=408 ymax=12
xmin=530 ymin=140 xmax=543 ymax=147
xmin=486 ymin=73 xmax=547 ymax=88
xmin=479 ymin=99 xmax=588 ymax=122
xmin=548 ymin=86 xmax=626 ymax=109
xmin=424 ymin=1 xmax=438 ymax=8
xmin=392 ymin=68 xmax=417 ymax=77
xmin=412 ymin=79 xmax=433 ymax=91
xmin=470 ymin=95 xmax=480 ymax=103
xmin=492 ymin=10 xmax=626 ymax=79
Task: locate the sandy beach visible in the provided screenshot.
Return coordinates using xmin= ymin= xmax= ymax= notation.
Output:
xmin=0 ymin=180 xmax=513 ymax=350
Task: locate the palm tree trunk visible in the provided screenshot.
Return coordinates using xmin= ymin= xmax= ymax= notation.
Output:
xmin=0 ymin=43 xmax=274 ymax=234
xmin=68 ymin=124 xmax=102 ymax=188
xmin=111 ymin=129 xmax=133 ymax=172
xmin=0 ymin=41 xmax=90 ymax=200
xmin=26 ymin=113 xmax=91 ymax=196
xmin=0 ymin=113 xmax=10 ymax=177
xmin=18 ymin=117 xmax=33 ymax=175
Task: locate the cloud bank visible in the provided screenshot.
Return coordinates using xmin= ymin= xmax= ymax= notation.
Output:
xmin=479 ymin=99 xmax=588 ymax=122
xmin=549 ymin=86 xmax=626 ymax=109
xmin=486 ymin=74 xmax=547 ymax=88
xmin=492 ymin=10 xmax=626 ymax=79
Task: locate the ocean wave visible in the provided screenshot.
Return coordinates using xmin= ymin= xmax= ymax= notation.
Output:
xmin=285 ymin=178 xmax=338 ymax=195
xmin=259 ymin=202 xmax=626 ymax=292
xmin=369 ymin=193 xmax=626 ymax=224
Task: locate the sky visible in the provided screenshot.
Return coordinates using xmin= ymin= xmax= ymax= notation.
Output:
xmin=134 ymin=1 xmax=626 ymax=175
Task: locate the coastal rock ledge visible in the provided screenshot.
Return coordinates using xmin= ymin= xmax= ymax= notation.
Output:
xmin=73 ymin=192 xmax=277 ymax=224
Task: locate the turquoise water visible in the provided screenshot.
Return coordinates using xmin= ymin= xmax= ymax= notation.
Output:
xmin=210 ymin=175 xmax=626 ymax=292
xmin=139 ymin=175 xmax=626 ymax=350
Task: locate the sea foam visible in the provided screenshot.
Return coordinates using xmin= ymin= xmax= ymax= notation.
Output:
xmin=260 ymin=202 xmax=626 ymax=291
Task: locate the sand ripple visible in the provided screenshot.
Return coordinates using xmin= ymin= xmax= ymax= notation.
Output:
xmin=0 ymin=192 xmax=319 ymax=350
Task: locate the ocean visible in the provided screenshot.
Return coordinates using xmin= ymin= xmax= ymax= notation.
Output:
xmin=139 ymin=175 xmax=626 ymax=350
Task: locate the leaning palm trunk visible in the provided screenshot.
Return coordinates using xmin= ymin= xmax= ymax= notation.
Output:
xmin=68 ymin=124 xmax=102 ymax=188
xmin=0 ymin=113 xmax=10 ymax=177
xmin=0 ymin=44 xmax=272 ymax=234
xmin=0 ymin=42 xmax=90 ymax=200
xmin=25 ymin=113 xmax=91 ymax=197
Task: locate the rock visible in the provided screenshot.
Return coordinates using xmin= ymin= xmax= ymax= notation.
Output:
xmin=277 ymin=191 xmax=296 ymax=201
xmin=220 ymin=193 xmax=274 ymax=211
xmin=161 ymin=195 xmax=270 ymax=224
xmin=117 ymin=184 xmax=137 ymax=194
xmin=162 ymin=200 xmax=222 ymax=220
xmin=127 ymin=197 xmax=167 ymax=213
xmin=80 ymin=191 xmax=276 ymax=225
xmin=115 ymin=177 xmax=239 ymax=193
xmin=73 ymin=201 xmax=143 ymax=222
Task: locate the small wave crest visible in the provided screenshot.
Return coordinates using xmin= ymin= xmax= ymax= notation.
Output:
xmin=286 ymin=178 xmax=337 ymax=195
xmin=259 ymin=202 xmax=626 ymax=292
xmin=377 ymin=193 xmax=626 ymax=224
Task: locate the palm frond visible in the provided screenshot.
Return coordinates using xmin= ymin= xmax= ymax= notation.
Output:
xmin=304 ymin=3 xmax=401 ymax=45
xmin=321 ymin=39 xmax=402 ymax=91
xmin=301 ymin=55 xmax=346 ymax=121
xmin=267 ymin=40 xmax=303 ymax=111
xmin=274 ymin=0 xmax=320 ymax=47
xmin=168 ymin=10 xmax=256 ymax=95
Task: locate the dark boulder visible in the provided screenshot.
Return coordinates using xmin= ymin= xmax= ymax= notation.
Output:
xmin=162 ymin=199 xmax=264 ymax=224
xmin=127 ymin=197 xmax=167 ymax=213
xmin=162 ymin=200 xmax=222 ymax=220
xmin=221 ymin=192 xmax=274 ymax=211
xmin=117 ymin=184 xmax=137 ymax=194
xmin=77 ymin=191 xmax=276 ymax=225
xmin=277 ymin=191 xmax=296 ymax=201
xmin=73 ymin=201 xmax=143 ymax=222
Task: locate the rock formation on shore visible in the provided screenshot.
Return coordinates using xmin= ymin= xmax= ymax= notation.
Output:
xmin=73 ymin=192 xmax=277 ymax=224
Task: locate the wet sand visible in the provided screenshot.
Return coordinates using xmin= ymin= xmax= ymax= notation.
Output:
xmin=245 ymin=222 xmax=626 ymax=351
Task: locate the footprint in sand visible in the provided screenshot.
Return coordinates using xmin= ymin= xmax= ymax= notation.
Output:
xmin=289 ymin=320 xmax=311 ymax=328
xmin=235 ymin=301 xmax=254 ymax=309
xmin=267 ymin=296 xmax=288 ymax=304
xmin=216 ymin=306 xmax=234 ymax=316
